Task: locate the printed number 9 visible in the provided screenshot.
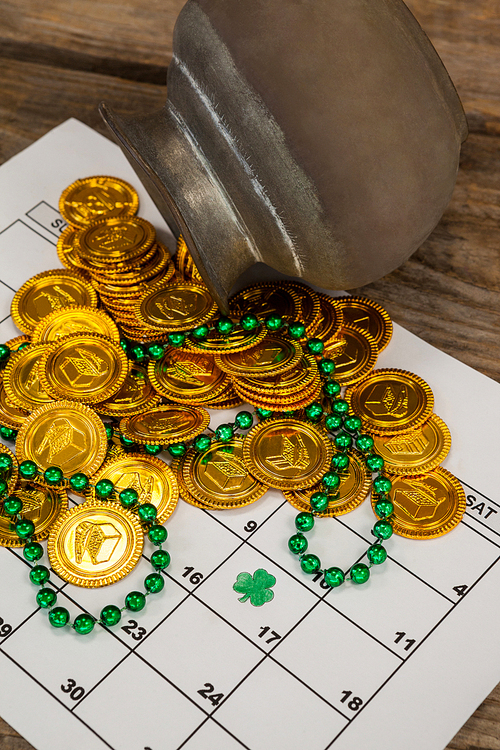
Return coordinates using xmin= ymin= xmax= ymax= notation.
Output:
xmin=244 ymin=521 xmax=257 ymax=532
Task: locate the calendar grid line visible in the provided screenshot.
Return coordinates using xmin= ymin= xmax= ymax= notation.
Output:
xmin=133 ymin=650 xmax=211 ymax=716
xmin=461 ymin=518 xmax=500 ymax=547
xmin=460 ymin=480 xmax=498 ymax=508
xmin=17 ymin=218 xmax=57 ymax=246
xmin=0 ymin=279 xmax=16 ymax=293
xmin=0 ymin=607 xmax=41 ymax=649
xmin=70 ymin=651 xmax=132 ymax=712
xmin=174 ymin=717 xmax=212 ymax=750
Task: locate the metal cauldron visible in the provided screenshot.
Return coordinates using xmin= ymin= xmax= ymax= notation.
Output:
xmin=100 ymin=0 xmax=467 ymax=313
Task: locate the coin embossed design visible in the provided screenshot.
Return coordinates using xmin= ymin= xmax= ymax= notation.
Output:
xmin=40 ymin=333 xmax=129 ymax=404
xmin=371 ymin=414 xmax=451 ymax=475
xmin=32 ymin=305 xmax=120 ymax=344
xmin=313 ymin=294 xmax=344 ymax=346
xmin=373 ymin=467 xmax=466 ymax=539
xmin=229 ymin=283 xmax=301 ymax=322
xmin=120 ymin=405 xmax=210 ymax=445
xmin=48 ymin=501 xmax=143 ymax=587
xmin=16 ymin=400 xmax=108 ymax=477
xmin=3 ymin=345 xmax=54 ymax=411
xmin=136 ymin=282 xmax=218 ymax=332
xmin=0 ymin=483 xmax=68 ymax=548
xmin=324 ymin=324 xmax=378 ymax=385
xmin=148 ymin=349 xmax=228 ymax=403
xmin=338 ymin=297 xmax=393 ymax=351
xmin=216 ymin=335 xmax=302 ymax=378
xmin=59 ymin=175 xmax=139 ymax=227
xmin=345 ymin=368 xmax=434 ymax=434
xmin=182 ymin=436 xmax=268 ymax=509
xmin=243 ymin=418 xmax=332 ymax=489
xmin=11 ymin=270 xmax=98 ymax=333
xmin=95 ymin=366 xmax=161 ymax=417
xmin=0 ymin=377 xmax=29 ymax=429
xmin=283 ymin=450 xmax=371 ymax=516
xmin=185 ymin=324 xmax=267 ymax=354
xmin=91 ymin=453 xmax=178 ymax=523
xmin=76 ymin=217 xmax=154 ymax=265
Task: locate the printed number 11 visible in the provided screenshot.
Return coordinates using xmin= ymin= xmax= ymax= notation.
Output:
xmin=394 ymin=631 xmax=416 ymax=651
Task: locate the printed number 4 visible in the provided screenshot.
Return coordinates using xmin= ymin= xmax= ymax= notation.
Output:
xmin=197 ymin=683 xmax=224 ymax=706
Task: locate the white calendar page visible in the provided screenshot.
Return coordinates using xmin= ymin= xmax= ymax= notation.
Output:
xmin=0 ymin=118 xmax=500 ymax=750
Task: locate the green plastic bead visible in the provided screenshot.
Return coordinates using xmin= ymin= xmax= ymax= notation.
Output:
xmin=324 ymin=567 xmax=345 ymax=588
xmin=17 ymin=342 xmax=30 ymax=352
xmin=120 ymin=435 xmax=136 ymax=448
xmin=350 ymin=563 xmax=370 ymax=584
xmin=373 ymin=519 xmax=393 ymax=540
xmin=168 ymin=442 xmax=187 ymax=457
xmin=3 ymin=496 xmax=22 ymax=516
xmin=148 ymin=525 xmax=168 ymax=545
xmin=215 ymin=424 xmax=234 ymax=443
xmin=295 ymin=512 xmax=314 ymax=532
xmin=264 ymin=313 xmax=283 ymax=331
xmin=0 ymin=453 xmax=12 ymax=470
xmin=234 ymin=411 xmax=253 ymax=430
xmin=147 ymin=343 xmax=165 ymax=361
xmin=194 ymin=434 xmax=211 ymax=453
xmin=356 ymin=434 xmax=374 ymax=452
xmin=44 ymin=466 xmax=63 ymax=485
xmin=306 ymin=338 xmax=324 ymax=356
xmin=256 ymin=408 xmax=273 ymax=420
xmin=100 ymin=604 xmax=121 ymax=627
xmin=324 ymin=469 xmax=342 ymax=490
xmin=36 ymin=587 xmax=57 ymax=608
xmin=288 ymin=322 xmax=306 ymax=339
xmin=130 ymin=344 xmax=146 ymax=363
xmin=29 ymin=565 xmax=50 ymax=585
xmin=138 ymin=503 xmax=157 ymax=523
xmin=144 ymin=572 xmax=165 ymax=593
xmin=15 ymin=519 xmax=35 ymax=539
xmin=331 ymin=399 xmax=349 ymax=415
xmin=367 ymin=544 xmax=388 ymax=565
xmin=288 ymin=533 xmax=308 ymax=555
xmin=0 ymin=426 xmax=17 ymax=441
xmin=323 ymin=380 xmax=341 ymax=398
xmin=300 ymin=554 xmax=321 ymax=574
xmin=95 ymin=478 xmax=114 ymax=499
xmin=374 ymin=499 xmax=394 ymax=518
xmin=0 ymin=479 xmax=7 ymax=497
xmin=151 ymin=549 xmax=171 ymax=570
xmin=310 ymin=491 xmax=329 ymax=513
xmin=74 ymin=613 xmax=95 ymax=634
xmin=104 ymin=424 xmax=114 ymax=441
xmin=240 ymin=313 xmax=259 ymax=331
xmin=19 ymin=460 xmax=37 ymax=480
xmin=119 ymin=488 xmax=138 ymax=508
xmin=331 ymin=453 xmax=349 ymax=472
xmin=119 ymin=338 xmax=129 ymax=355
xmin=0 ymin=344 xmax=10 ymax=363
xmin=217 ymin=317 xmax=234 ymax=336
xmin=125 ymin=591 xmax=146 ymax=612
xmin=318 ymin=358 xmax=336 ymax=376
xmin=168 ymin=332 xmax=186 ymax=348
xmin=366 ymin=454 xmax=384 ymax=472
xmin=344 ymin=416 xmax=362 ymax=434
xmin=48 ymin=607 xmax=70 ymax=628
xmin=325 ymin=413 xmax=342 ymax=431
xmin=23 ymin=542 xmax=43 ymax=562
xmin=304 ymin=402 xmax=323 ymax=422
xmin=191 ymin=324 xmax=209 ymax=340
xmin=335 ymin=431 xmax=352 ymax=450
xmin=144 ymin=443 xmax=162 ymax=455
xmin=373 ymin=476 xmax=392 ymax=494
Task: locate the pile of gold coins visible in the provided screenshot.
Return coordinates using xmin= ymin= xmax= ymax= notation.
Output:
xmin=0 ymin=174 xmax=467 ymax=613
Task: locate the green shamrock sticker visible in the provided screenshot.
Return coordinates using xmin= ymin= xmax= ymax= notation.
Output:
xmin=233 ymin=568 xmax=276 ymax=606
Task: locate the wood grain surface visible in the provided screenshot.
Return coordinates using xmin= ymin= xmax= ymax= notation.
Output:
xmin=0 ymin=1 xmax=499 ymax=749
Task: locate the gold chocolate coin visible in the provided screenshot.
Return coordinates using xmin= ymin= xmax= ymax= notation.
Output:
xmin=0 ymin=444 xmax=18 ymax=494
xmin=284 ymin=450 xmax=371 ymax=516
xmin=173 ymin=455 xmax=212 ymax=509
xmin=216 ymin=335 xmax=302 ymax=378
xmin=148 ymin=349 xmax=228 ymax=403
xmin=5 ymin=334 xmax=31 ymax=351
xmin=40 ymin=333 xmax=129 ymax=404
xmin=59 ymin=175 xmax=139 ymax=227
xmin=229 ymin=283 xmax=301 ymax=322
xmin=185 ymin=324 xmax=267 ymax=354
xmin=338 ymin=297 xmax=393 ymax=351
xmin=373 ymin=467 xmax=466 ymax=539
xmin=345 ymin=368 xmax=434 ymax=434
xmin=136 ymin=282 xmax=218 ymax=331
xmin=16 ymin=400 xmax=108 ymax=476
xmin=11 ymin=270 xmax=98 ymax=333
xmin=371 ymin=414 xmax=451 ymax=475
xmin=313 ymin=294 xmax=344 ymax=346
xmin=76 ymin=216 xmax=154 ymax=264
xmin=243 ymin=418 xmax=332 ymax=490
xmin=3 ymin=345 xmax=53 ymax=411
xmin=280 ymin=282 xmax=321 ymax=334
xmin=120 ymin=405 xmax=210 ymax=445
xmin=0 ymin=376 xmax=29 ymax=429
xmin=175 ymin=235 xmax=205 ymax=284
xmin=91 ymin=453 xmax=178 ymax=523
xmin=47 ymin=500 xmax=143 ymax=587
xmin=95 ymin=366 xmax=161 ymax=418
xmin=324 ymin=324 xmax=378 ymax=385
xmin=234 ymin=353 xmax=319 ymax=396
xmin=32 ymin=305 xmax=120 ymax=344
xmin=0 ymin=483 xmax=68 ymax=548
xmin=182 ymin=436 xmax=268 ymax=509
xmin=56 ymin=226 xmax=89 ymax=275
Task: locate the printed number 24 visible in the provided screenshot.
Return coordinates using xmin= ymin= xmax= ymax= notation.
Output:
xmin=197 ymin=683 xmax=224 ymax=706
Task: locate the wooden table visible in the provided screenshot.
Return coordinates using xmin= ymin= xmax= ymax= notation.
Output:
xmin=1 ymin=1 xmax=499 ymax=747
